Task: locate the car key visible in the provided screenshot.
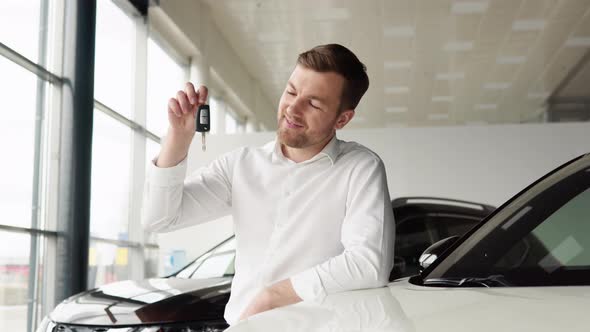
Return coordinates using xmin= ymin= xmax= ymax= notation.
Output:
xmin=196 ymin=104 xmax=210 ymax=151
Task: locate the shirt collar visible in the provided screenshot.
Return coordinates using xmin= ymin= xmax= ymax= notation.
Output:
xmin=271 ymin=135 xmax=340 ymax=165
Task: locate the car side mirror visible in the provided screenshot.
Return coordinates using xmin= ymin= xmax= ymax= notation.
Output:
xmin=418 ymin=235 xmax=460 ymax=273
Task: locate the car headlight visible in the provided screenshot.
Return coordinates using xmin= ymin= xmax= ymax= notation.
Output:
xmin=35 ymin=316 xmax=56 ymax=332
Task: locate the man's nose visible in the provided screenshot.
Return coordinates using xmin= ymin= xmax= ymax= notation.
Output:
xmin=286 ymin=97 xmax=304 ymax=116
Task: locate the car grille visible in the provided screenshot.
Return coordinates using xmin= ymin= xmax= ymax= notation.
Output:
xmin=52 ymin=322 xmax=229 ymax=332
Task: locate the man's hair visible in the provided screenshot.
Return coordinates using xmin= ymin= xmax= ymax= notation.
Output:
xmin=296 ymin=44 xmax=369 ymax=112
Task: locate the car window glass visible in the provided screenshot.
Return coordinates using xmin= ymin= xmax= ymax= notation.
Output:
xmin=436 ymin=217 xmax=478 ymax=239
xmin=504 ymin=188 xmax=590 ymax=270
xmin=396 ymin=219 xmax=429 ymax=261
xmin=191 ymin=252 xmax=235 ymax=279
xmin=396 ymin=216 xmax=479 ymax=278
xmin=175 ymin=254 xmax=209 ymax=278
xmin=395 ymin=219 xmax=430 ymax=276
xmin=214 ymin=237 xmax=236 ymax=254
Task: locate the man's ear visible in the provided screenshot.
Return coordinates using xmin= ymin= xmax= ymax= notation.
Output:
xmin=334 ymin=110 xmax=355 ymax=129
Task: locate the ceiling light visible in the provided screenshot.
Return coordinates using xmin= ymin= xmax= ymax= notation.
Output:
xmin=386 ymin=107 xmax=408 ymax=113
xmin=565 ymin=37 xmax=590 ymax=47
xmin=432 ymin=96 xmax=454 ymax=102
xmin=384 ymin=61 xmax=413 ymax=69
xmin=496 ymin=56 xmax=527 ymax=64
xmin=475 ymin=104 xmax=497 ymax=110
xmin=428 ymin=113 xmax=450 ymax=120
xmin=512 ymin=19 xmax=545 ymax=31
xmin=451 ymin=1 xmax=489 ymax=14
xmin=385 ymin=86 xmax=410 ymax=94
xmin=444 ymin=41 xmax=474 ymax=52
xmin=383 ymin=26 xmax=415 ymax=37
xmin=435 ymin=72 xmax=465 ymax=80
xmin=484 ymin=82 xmax=511 ymax=90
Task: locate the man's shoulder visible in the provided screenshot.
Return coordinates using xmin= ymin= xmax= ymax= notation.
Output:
xmin=337 ymin=139 xmax=383 ymax=165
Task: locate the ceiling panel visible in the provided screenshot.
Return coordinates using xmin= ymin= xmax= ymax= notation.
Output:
xmin=202 ymin=0 xmax=590 ymax=128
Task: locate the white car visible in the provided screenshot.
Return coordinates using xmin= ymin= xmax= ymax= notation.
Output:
xmin=227 ymin=153 xmax=590 ymax=332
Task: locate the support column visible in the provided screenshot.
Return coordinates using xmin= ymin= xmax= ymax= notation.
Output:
xmin=54 ymin=0 xmax=96 ymax=304
xmin=128 ymin=11 xmax=149 ymax=282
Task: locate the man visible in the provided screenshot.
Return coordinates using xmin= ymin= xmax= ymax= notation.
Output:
xmin=142 ymin=44 xmax=395 ymax=325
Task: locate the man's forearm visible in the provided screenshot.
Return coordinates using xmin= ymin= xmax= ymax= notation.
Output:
xmin=238 ymin=279 xmax=302 ymax=321
xmin=156 ymin=130 xmax=193 ymax=168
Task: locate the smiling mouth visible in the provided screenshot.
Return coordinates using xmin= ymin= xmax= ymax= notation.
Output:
xmin=285 ymin=117 xmax=304 ymax=128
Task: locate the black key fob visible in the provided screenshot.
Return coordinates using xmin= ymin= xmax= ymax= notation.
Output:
xmin=196 ymin=104 xmax=210 ymax=132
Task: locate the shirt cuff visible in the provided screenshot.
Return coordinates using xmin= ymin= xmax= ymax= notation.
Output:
xmin=290 ymin=267 xmax=327 ymax=303
xmin=148 ymin=155 xmax=188 ymax=187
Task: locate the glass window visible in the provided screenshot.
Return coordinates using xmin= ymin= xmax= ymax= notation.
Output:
xmin=146 ymin=37 xmax=186 ymax=137
xmin=90 ymin=111 xmax=132 ymax=240
xmin=0 ymin=231 xmax=31 ymax=332
xmin=209 ymin=96 xmax=219 ymax=134
xmin=144 ymin=248 xmax=159 ymax=279
xmin=0 ymin=0 xmax=41 ymax=63
xmin=0 ymin=57 xmax=38 ymax=229
xmin=88 ymin=241 xmax=131 ymax=289
xmin=145 ymin=138 xmax=160 ymax=175
xmin=225 ymin=112 xmax=238 ymax=134
xmin=94 ymin=0 xmax=135 ymax=118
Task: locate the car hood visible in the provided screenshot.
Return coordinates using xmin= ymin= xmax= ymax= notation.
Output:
xmin=226 ymin=278 xmax=590 ymax=332
xmin=49 ymin=277 xmax=231 ymax=326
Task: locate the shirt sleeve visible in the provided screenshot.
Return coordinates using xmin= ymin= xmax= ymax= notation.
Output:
xmin=141 ymin=152 xmax=233 ymax=233
xmin=290 ymin=157 xmax=395 ymax=302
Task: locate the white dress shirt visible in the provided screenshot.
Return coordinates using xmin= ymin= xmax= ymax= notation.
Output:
xmin=142 ymin=136 xmax=395 ymax=325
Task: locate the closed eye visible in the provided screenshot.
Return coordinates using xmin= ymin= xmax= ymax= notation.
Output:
xmin=286 ymin=90 xmax=296 ymax=96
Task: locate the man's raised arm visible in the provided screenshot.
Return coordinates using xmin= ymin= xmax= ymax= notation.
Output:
xmin=142 ymin=83 xmax=232 ymax=233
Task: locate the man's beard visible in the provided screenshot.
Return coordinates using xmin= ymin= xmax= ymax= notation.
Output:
xmin=277 ymin=127 xmax=309 ymax=148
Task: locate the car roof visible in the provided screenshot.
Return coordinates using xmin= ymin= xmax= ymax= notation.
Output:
xmin=392 ymin=197 xmax=496 ymax=223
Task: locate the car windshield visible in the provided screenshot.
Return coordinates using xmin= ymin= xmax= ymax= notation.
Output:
xmin=175 ymin=237 xmax=236 ymax=279
xmin=423 ymin=154 xmax=590 ymax=287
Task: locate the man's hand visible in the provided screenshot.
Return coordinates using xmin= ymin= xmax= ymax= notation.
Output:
xmin=238 ymin=279 xmax=302 ymax=321
xmin=156 ymin=83 xmax=208 ymax=168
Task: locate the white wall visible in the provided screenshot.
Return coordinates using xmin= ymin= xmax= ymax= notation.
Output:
xmin=156 ymin=122 xmax=590 ymax=267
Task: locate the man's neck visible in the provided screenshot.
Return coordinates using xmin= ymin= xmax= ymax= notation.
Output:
xmin=281 ymin=135 xmax=334 ymax=163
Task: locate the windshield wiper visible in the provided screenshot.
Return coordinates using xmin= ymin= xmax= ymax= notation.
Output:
xmin=423 ymin=274 xmax=511 ymax=287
